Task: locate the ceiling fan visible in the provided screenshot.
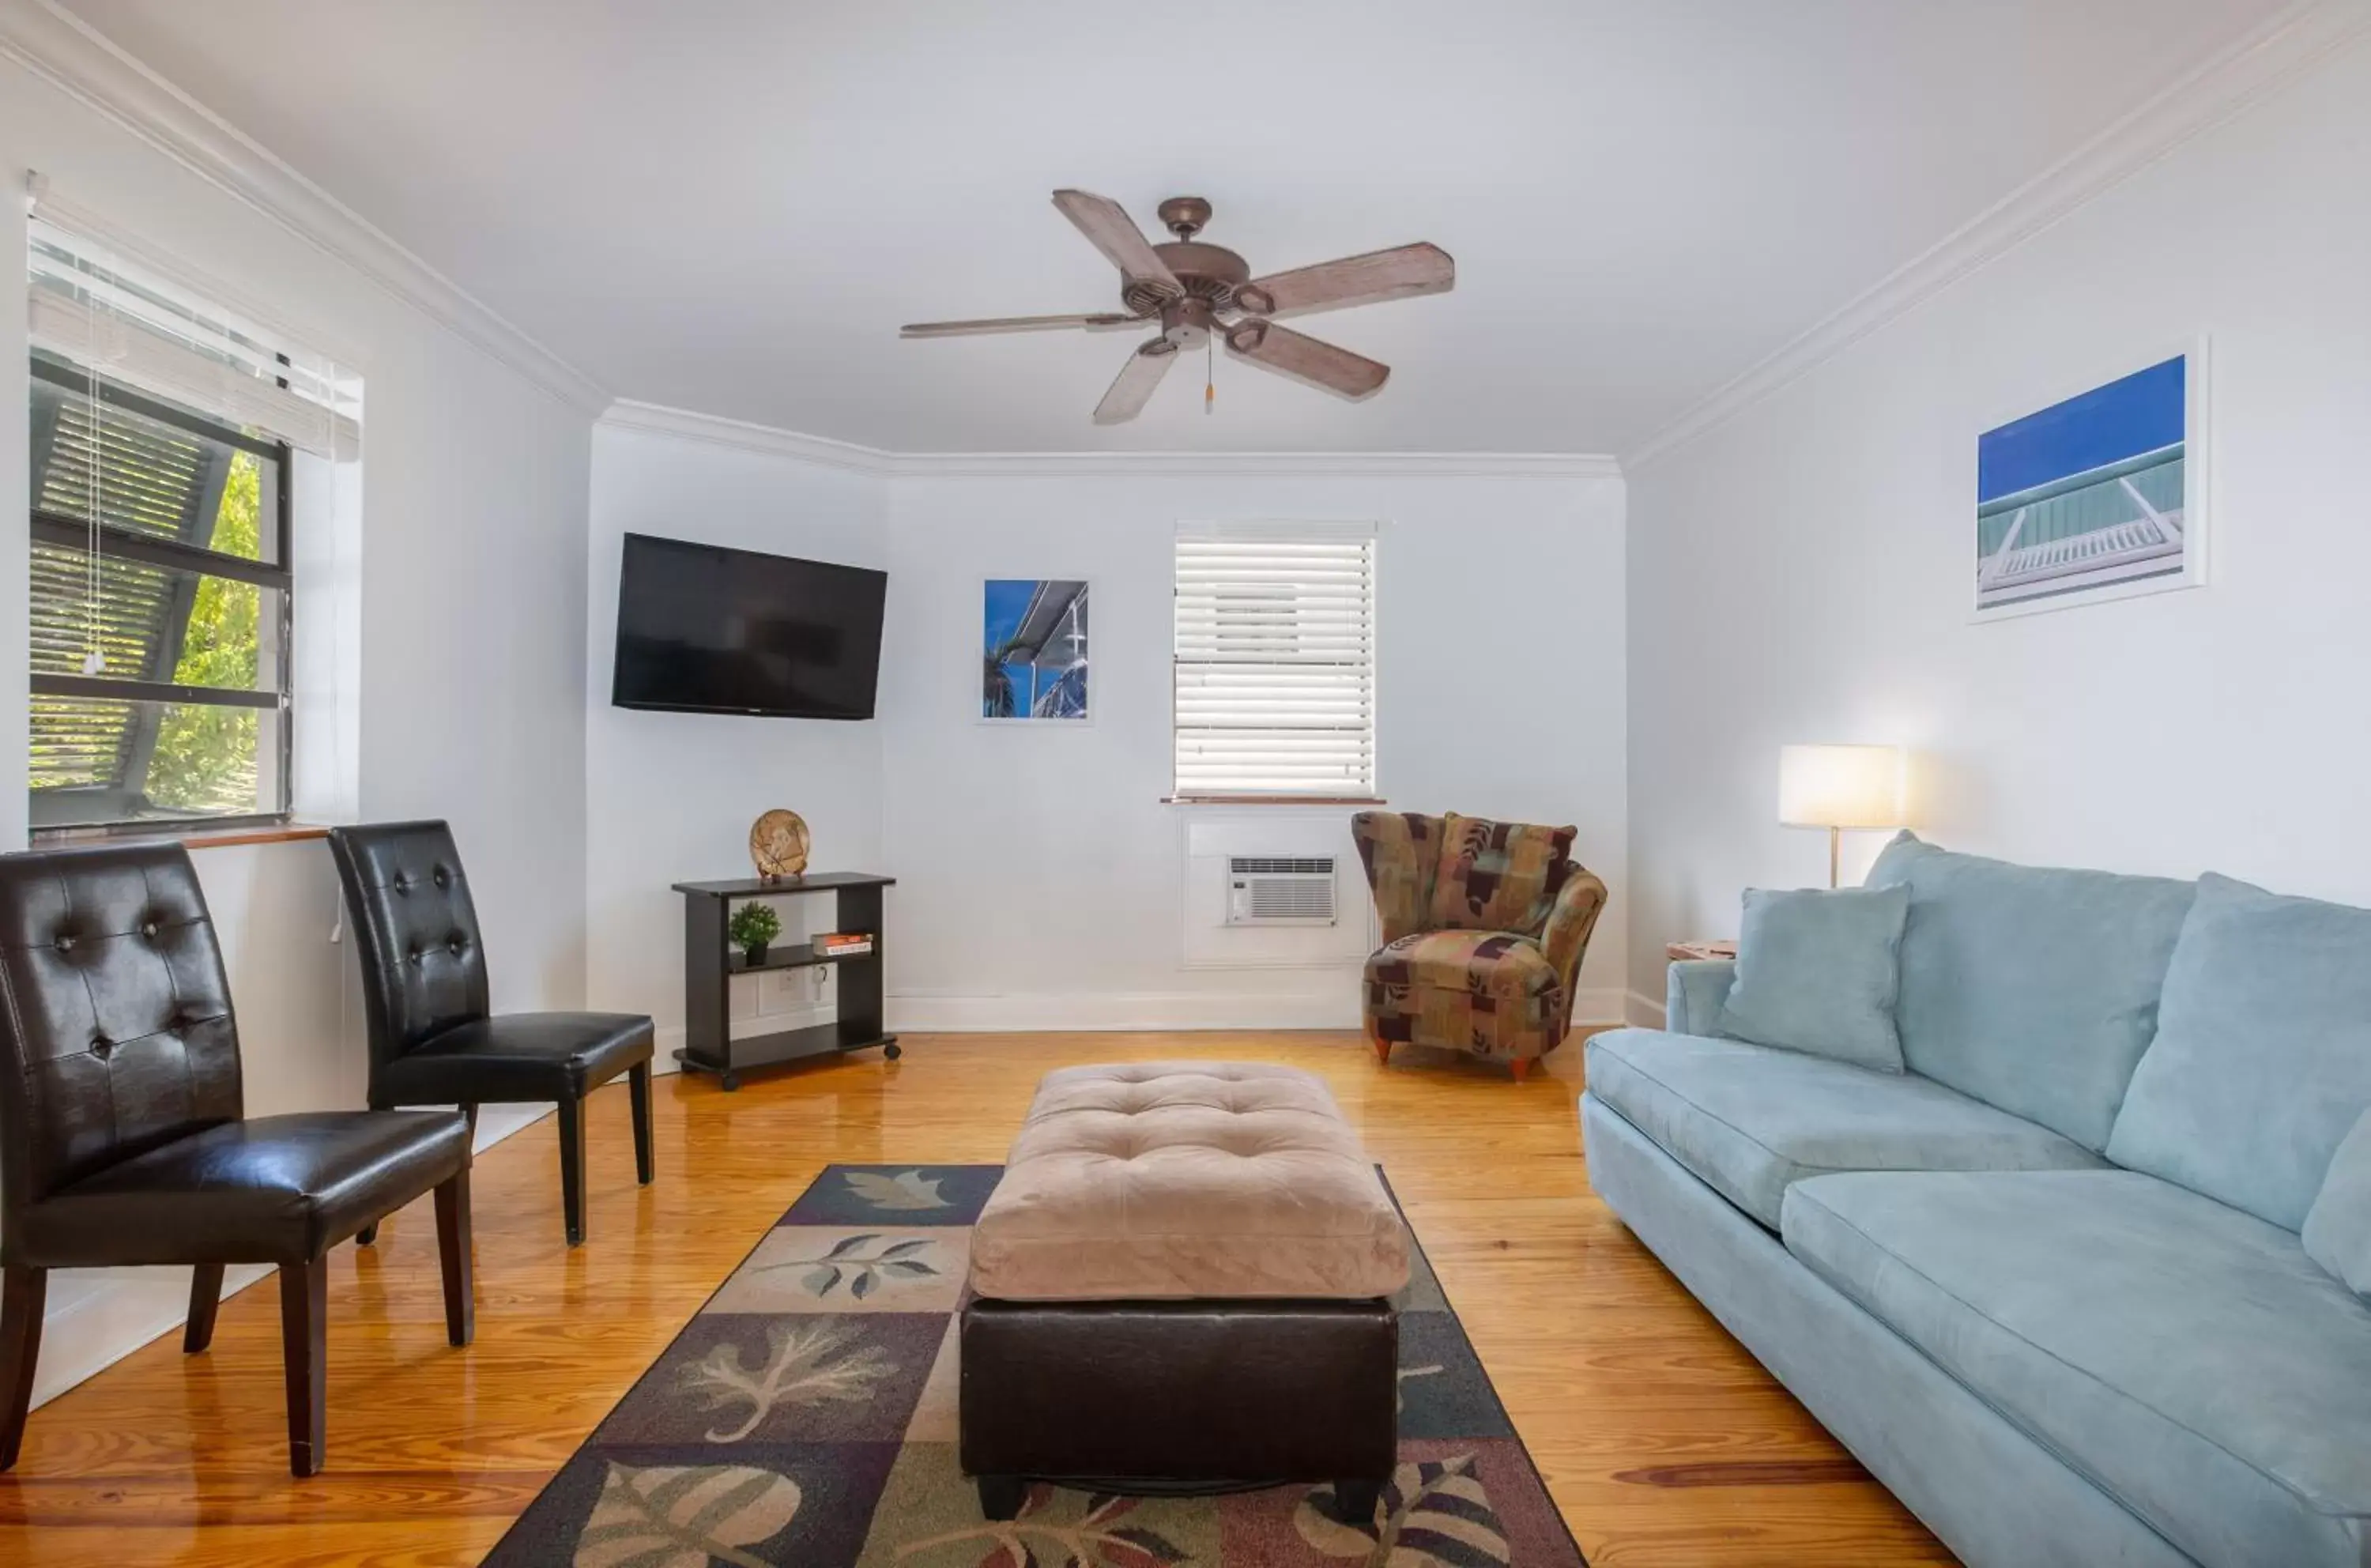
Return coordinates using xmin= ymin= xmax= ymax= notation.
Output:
xmin=900 ymin=190 xmax=1453 ymax=424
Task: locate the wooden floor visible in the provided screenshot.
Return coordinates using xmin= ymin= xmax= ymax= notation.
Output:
xmin=0 ymin=1032 xmax=1951 ymax=1566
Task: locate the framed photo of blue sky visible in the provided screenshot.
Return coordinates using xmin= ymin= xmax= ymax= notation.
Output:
xmin=1974 ymin=343 xmax=2207 ymax=619
xmin=980 ymin=578 xmax=1091 ymax=722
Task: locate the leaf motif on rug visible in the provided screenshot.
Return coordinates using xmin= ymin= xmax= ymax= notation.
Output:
xmin=891 ymin=1487 xmax=1189 ymax=1567
xmin=846 ymin=1169 xmax=950 ymax=1210
xmin=1397 ymin=1363 xmax=1445 ymax=1414
xmin=1295 ymin=1455 xmax=1510 ymax=1567
xmin=573 ymin=1461 xmax=801 ymax=1568
xmin=680 ymin=1321 xmax=896 ymax=1442
xmin=756 ymin=1235 xmax=944 ymax=1301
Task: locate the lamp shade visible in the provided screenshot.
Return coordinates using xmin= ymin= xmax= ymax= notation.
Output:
xmin=1779 ymin=744 xmax=1906 ymax=829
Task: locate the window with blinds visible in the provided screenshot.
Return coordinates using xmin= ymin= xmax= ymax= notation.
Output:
xmin=1173 ymin=530 xmax=1378 ymax=799
xmin=22 ymin=212 xmax=334 ymax=835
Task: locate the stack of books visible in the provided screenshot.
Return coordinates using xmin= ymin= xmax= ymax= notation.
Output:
xmin=814 ymin=932 xmax=874 ymax=958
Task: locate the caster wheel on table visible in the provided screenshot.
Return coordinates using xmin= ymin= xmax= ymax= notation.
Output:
xmin=884 ymin=1042 xmax=903 ymax=1061
xmin=720 ymin=1072 xmax=741 ymax=1092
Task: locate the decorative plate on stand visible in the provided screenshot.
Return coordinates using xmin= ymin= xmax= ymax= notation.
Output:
xmin=748 ymin=809 xmax=810 ymax=880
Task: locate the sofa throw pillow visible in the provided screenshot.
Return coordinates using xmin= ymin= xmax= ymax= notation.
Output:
xmin=1714 ymin=884 xmax=1911 ymax=1073
xmin=1428 ymin=813 xmax=1577 ymax=934
xmin=2106 ymin=873 xmax=2371 ymax=1230
xmin=2303 ymin=1108 xmax=2371 ymax=1298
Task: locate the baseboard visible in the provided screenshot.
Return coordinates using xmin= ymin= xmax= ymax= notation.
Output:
xmin=888 ymin=990 xmax=1363 ymax=1032
xmin=1572 ymin=988 xmax=1631 ymax=1028
xmin=32 ymin=1093 xmax=558 ymax=1412
xmin=1625 ymin=989 xmax=1667 ymax=1027
xmin=887 ymin=986 xmax=1632 ymax=1034
xmin=28 ymin=1264 xmax=274 ymax=1408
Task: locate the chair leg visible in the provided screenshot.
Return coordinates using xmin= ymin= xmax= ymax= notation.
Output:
xmin=629 ymin=1062 xmax=654 ymax=1185
xmin=434 ymin=1167 xmax=476 ymax=1348
xmin=558 ymin=1097 xmax=587 ymax=1246
xmin=0 ymin=1265 xmax=46 ymax=1472
xmin=1366 ymin=1023 xmax=1391 ymax=1065
xmin=279 ymin=1254 xmax=328 ymax=1477
xmin=353 ymin=1223 xmax=377 ymax=1247
xmin=1509 ymin=1057 xmax=1532 ymax=1083
xmin=184 ymin=1263 xmax=224 ymax=1353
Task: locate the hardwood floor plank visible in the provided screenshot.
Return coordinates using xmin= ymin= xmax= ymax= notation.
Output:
xmin=0 ymin=1031 xmax=1945 ymax=1565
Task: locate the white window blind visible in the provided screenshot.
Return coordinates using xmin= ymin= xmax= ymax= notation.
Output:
xmin=28 ymin=214 xmax=360 ymax=458
xmin=1174 ymin=530 xmax=1377 ymax=798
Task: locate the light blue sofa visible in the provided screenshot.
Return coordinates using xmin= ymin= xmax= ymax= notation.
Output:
xmin=1581 ymin=834 xmax=2371 ymax=1568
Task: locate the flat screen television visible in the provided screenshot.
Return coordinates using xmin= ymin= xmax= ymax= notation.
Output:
xmin=612 ymin=533 xmax=887 ymax=718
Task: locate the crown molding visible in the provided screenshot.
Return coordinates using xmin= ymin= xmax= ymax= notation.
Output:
xmin=598 ymin=399 xmax=895 ymax=474
xmin=0 ymin=0 xmax=609 ymax=415
xmin=1623 ymin=0 xmax=2371 ymax=471
xmin=600 ymin=399 xmax=1623 ymax=481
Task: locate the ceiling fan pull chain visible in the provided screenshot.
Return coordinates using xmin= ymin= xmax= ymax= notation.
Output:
xmin=1205 ymin=334 xmax=1215 ymax=414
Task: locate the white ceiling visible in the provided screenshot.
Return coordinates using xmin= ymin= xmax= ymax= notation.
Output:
xmin=59 ymin=0 xmax=2288 ymax=454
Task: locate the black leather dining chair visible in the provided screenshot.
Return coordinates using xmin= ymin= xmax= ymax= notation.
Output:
xmin=0 ymin=841 xmax=473 ymax=1477
xmin=328 ymin=821 xmax=654 ymax=1246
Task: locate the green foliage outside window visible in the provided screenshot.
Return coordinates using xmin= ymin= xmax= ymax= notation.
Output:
xmin=146 ymin=453 xmax=264 ymax=812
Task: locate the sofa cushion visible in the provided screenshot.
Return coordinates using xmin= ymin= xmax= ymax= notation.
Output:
xmin=1865 ymin=831 xmax=2194 ymax=1151
xmin=1366 ymin=929 xmax=1566 ymax=1063
xmin=2305 ymin=1110 xmax=2371 ymax=1298
xmin=1369 ymin=929 xmax=1557 ymax=1000
xmin=1716 ymin=884 xmax=1909 ymax=1072
xmin=2108 ymin=873 xmax=2371 ymax=1230
xmin=1783 ymin=1170 xmax=2371 ymax=1568
xmin=1427 ymin=813 xmax=1576 ymax=933
xmin=1583 ymin=1029 xmax=2101 ymax=1230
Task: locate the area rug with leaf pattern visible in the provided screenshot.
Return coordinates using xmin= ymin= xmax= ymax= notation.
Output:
xmin=481 ymin=1163 xmax=1588 ymax=1567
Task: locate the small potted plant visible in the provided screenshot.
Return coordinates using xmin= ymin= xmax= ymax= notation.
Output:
xmin=728 ymin=901 xmax=782 ymax=965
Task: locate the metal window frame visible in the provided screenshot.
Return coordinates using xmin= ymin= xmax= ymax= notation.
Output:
xmin=27 ymin=353 xmax=296 ymax=840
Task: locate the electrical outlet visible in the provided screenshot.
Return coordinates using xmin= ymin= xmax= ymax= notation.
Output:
xmin=757 ymin=970 xmax=801 ymax=1016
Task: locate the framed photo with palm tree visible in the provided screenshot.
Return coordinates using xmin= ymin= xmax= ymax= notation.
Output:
xmin=980 ymin=579 xmax=1091 ymax=722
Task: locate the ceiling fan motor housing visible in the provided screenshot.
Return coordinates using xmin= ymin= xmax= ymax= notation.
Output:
xmin=1121 ymin=239 xmax=1250 ymax=317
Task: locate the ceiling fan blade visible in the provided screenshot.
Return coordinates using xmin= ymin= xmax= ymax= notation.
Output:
xmin=1052 ymin=189 xmax=1183 ymax=298
xmin=901 ymin=312 xmax=1140 ymax=338
xmin=1236 ymin=242 xmax=1454 ymax=319
xmin=1223 ymin=320 xmax=1389 ymax=400
xmin=1094 ymin=339 xmax=1180 ymax=424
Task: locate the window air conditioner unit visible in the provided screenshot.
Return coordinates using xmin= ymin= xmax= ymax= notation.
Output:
xmin=1226 ymin=857 xmax=1338 ymax=926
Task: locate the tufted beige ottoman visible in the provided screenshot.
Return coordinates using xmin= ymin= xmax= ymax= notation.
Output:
xmin=960 ymin=1062 xmax=1410 ymax=1521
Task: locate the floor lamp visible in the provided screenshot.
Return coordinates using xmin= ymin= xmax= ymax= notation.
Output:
xmin=1779 ymin=744 xmax=1908 ymax=888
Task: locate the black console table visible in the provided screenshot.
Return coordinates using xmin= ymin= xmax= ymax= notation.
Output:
xmin=671 ymin=872 xmax=897 ymax=1090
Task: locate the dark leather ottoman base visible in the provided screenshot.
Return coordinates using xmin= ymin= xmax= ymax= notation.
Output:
xmin=959 ymin=1293 xmax=1397 ymax=1519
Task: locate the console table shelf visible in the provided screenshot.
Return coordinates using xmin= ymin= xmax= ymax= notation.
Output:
xmin=727 ymin=942 xmax=869 ymax=976
xmin=671 ymin=873 xmax=897 ymax=1091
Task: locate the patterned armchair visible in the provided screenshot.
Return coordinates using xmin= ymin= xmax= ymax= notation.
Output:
xmin=1351 ymin=811 xmax=1608 ymax=1080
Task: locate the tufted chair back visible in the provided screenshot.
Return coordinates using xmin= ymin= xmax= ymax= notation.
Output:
xmin=327 ymin=822 xmax=490 ymax=1083
xmin=0 ymin=842 xmax=243 ymax=1219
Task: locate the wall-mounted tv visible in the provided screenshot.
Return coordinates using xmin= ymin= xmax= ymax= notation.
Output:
xmin=611 ymin=533 xmax=887 ymax=718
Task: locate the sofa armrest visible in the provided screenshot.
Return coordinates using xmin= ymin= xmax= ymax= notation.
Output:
xmin=1540 ymin=868 xmax=1610 ymax=999
xmin=1666 ymin=959 xmax=1736 ymax=1036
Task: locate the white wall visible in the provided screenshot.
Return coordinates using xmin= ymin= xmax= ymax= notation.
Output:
xmin=582 ymin=426 xmax=887 ymax=1054
xmin=880 ymin=469 xmax=1630 ymax=1028
xmin=1625 ymin=31 xmax=2371 ymax=1012
xmin=1 ymin=53 xmax=595 ymax=1400
xmin=582 ymin=433 xmax=1630 ymax=1038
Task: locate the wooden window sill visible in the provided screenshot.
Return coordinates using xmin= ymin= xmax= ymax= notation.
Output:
xmin=32 ymin=823 xmax=333 ymax=852
xmin=1162 ymin=796 xmax=1388 ymax=807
